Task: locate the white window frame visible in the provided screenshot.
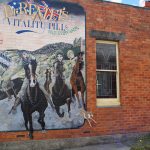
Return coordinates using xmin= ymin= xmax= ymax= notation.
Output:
xmin=96 ymin=40 xmax=120 ymax=107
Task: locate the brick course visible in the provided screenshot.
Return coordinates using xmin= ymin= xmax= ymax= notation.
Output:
xmin=0 ymin=0 xmax=150 ymax=142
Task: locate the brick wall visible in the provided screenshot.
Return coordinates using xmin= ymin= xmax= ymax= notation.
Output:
xmin=145 ymin=1 xmax=150 ymax=8
xmin=0 ymin=0 xmax=150 ymax=142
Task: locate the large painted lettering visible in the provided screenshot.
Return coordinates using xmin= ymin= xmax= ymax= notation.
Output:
xmin=3 ymin=1 xmax=68 ymax=21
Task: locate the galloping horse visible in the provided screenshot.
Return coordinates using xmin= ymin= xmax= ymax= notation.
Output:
xmin=51 ymin=61 xmax=71 ymax=118
xmin=21 ymin=59 xmax=48 ymax=139
xmin=70 ymin=52 xmax=86 ymax=109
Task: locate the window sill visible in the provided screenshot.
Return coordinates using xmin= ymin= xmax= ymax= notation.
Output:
xmin=96 ymin=98 xmax=120 ymax=107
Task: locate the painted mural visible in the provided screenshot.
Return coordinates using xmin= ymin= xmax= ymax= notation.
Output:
xmin=0 ymin=0 xmax=86 ymax=137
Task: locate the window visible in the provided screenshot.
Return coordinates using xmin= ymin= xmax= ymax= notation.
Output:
xmin=96 ymin=41 xmax=120 ymax=107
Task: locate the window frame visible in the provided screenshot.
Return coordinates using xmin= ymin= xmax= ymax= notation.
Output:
xmin=96 ymin=40 xmax=120 ymax=107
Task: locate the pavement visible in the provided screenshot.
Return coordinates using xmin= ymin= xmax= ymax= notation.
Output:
xmin=65 ymin=143 xmax=131 ymax=150
xmin=0 ymin=140 xmax=134 ymax=150
xmin=0 ymin=134 xmax=140 ymax=150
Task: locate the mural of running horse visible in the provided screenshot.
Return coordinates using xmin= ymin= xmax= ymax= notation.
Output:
xmin=70 ymin=52 xmax=86 ymax=109
xmin=21 ymin=59 xmax=48 ymax=139
xmin=51 ymin=61 xmax=71 ymax=118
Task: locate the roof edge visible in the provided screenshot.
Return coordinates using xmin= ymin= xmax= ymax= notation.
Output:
xmin=94 ymin=0 xmax=150 ymax=11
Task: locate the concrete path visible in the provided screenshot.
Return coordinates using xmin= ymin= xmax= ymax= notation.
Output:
xmin=0 ymin=134 xmax=140 ymax=150
xmin=65 ymin=143 xmax=131 ymax=150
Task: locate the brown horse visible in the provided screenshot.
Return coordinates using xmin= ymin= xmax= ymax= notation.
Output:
xmin=70 ymin=52 xmax=86 ymax=109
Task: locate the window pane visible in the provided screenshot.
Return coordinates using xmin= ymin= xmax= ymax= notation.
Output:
xmin=96 ymin=43 xmax=116 ymax=70
xmin=97 ymin=71 xmax=117 ymax=98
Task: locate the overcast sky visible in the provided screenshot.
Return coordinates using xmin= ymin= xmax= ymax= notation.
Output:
xmin=105 ymin=0 xmax=145 ymax=7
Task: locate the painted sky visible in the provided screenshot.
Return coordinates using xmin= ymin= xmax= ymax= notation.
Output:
xmin=105 ymin=0 xmax=145 ymax=7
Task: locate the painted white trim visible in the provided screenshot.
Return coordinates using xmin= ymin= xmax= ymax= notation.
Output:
xmin=96 ymin=69 xmax=117 ymax=72
xmin=96 ymin=98 xmax=120 ymax=107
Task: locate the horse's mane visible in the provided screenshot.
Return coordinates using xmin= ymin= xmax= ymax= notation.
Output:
xmin=79 ymin=60 xmax=84 ymax=70
xmin=77 ymin=53 xmax=84 ymax=71
xmin=30 ymin=59 xmax=37 ymax=74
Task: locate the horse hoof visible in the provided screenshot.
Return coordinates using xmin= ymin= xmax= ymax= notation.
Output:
xmin=61 ymin=112 xmax=65 ymax=117
xmin=58 ymin=112 xmax=64 ymax=118
xmin=29 ymin=135 xmax=33 ymax=139
xmin=42 ymin=130 xmax=46 ymax=133
xmin=28 ymin=133 xmax=33 ymax=139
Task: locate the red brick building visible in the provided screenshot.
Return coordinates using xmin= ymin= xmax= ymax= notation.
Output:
xmin=0 ymin=0 xmax=150 ymax=142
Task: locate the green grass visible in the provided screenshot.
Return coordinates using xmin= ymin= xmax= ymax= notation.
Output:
xmin=130 ymin=134 xmax=150 ymax=150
